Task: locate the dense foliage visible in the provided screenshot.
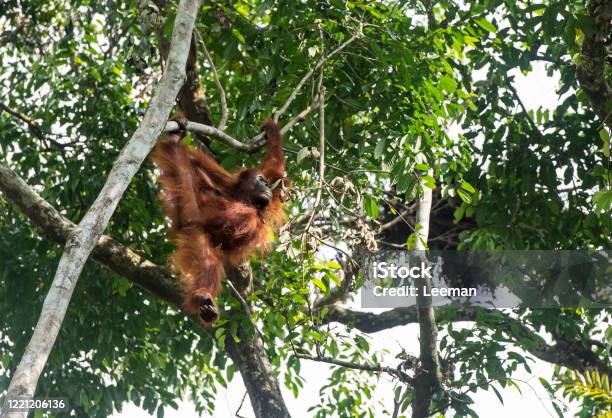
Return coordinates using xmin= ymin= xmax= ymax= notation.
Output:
xmin=0 ymin=0 xmax=610 ymax=417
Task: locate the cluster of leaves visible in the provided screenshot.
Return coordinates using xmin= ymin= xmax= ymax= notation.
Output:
xmin=545 ymin=368 xmax=612 ymax=417
xmin=0 ymin=0 xmax=610 ymax=417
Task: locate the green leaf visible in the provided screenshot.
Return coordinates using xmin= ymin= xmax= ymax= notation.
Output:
xmin=374 ymin=138 xmax=387 ymax=159
xmin=460 ymin=181 xmax=476 ymax=193
xmin=475 ymin=18 xmax=497 ymax=33
xmin=457 ymin=188 xmax=472 ymax=204
xmin=364 ymin=195 xmax=379 ymax=219
xmin=406 ymin=232 xmax=416 ymax=250
xmin=593 ymin=190 xmax=612 ymax=213
xmin=414 ymin=162 xmax=430 ymax=171
xmin=396 ymin=173 xmax=413 ymax=193
xmin=355 ymin=335 xmax=369 ymax=351
xmin=439 ymin=74 xmax=457 ymax=93
xmin=491 ymin=385 xmax=504 ymax=405
xmin=421 ymin=175 xmax=436 ymax=189
xmin=297 ymin=147 xmax=310 ymax=164
xmin=539 ymin=377 xmax=555 ymax=395
xmin=454 ymin=205 xmax=466 ymax=223
xmin=600 ymin=129 xmax=610 ymax=157
xmin=227 ymin=364 xmax=236 ymax=382
xmin=405 ymin=181 xmax=418 ymax=202
xmin=312 ymin=278 xmax=327 ymax=293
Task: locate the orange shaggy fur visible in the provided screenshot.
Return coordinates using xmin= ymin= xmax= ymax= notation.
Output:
xmin=153 ymin=118 xmax=286 ymax=323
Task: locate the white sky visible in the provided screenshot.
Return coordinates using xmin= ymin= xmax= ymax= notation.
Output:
xmin=112 ymin=64 xmax=579 ymax=418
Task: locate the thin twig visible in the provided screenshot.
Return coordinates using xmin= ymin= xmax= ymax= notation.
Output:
xmin=196 ymin=31 xmax=228 ymax=130
xmin=0 ymin=103 xmax=76 ymax=149
xmin=295 ymin=353 xmax=412 ymax=384
xmin=235 ymin=391 xmax=248 ymax=418
xmin=300 ymin=86 xmax=326 ymax=251
xmin=273 ymin=29 xmax=361 ymax=123
xmin=507 ymin=82 xmax=543 ymax=139
xmin=307 ymin=232 xmax=357 ymax=267
xmin=226 ymin=279 xmax=253 ymax=316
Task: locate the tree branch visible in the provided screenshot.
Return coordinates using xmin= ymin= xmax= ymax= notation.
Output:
xmin=0 ymin=158 xmax=292 ymax=418
xmin=164 ymin=120 xmax=254 ymax=151
xmin=300 ymin=85 xmax=326 ymax=251
xmin=163 ymin=99 xmax=319 ymax=152
xmin=149 ymin=0 xmax=213 ymax=146
xmin=294 ymin=353 xmax=412 ymax=384
xmin=0 ymin=1 xmax=199 ymax=415
xmin=0 ymin=103 xmax=44 ymax=139
xmin=273 ymin=29 xmax=361 ymax=123
xmin=224 ymin=267 xmax=291 ymax=418
xmin=0 ymin=161 xmax=183 ymax=306
xmin=247 ymin=95 xmax=320 ymax=148
xmin=507 ymin=82 xmax=544 ymax=139
xmin=323 ymin=305 xmax=611 ymax=376
xmin=0 ymin=103 xmax=74 ymax=149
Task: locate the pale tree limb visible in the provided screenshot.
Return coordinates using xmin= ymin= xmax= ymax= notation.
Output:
xmin=145 ymin=0 xmax=213 ymax=145
xmin=163 ymin=99 xmax=319 ymax=152
xmin=294 ymin=353 xmax=412 ymax=384
xmin=0 ymin=103 xmax=76 ymax=149
xmin=411 ymin=155 xmax=443 ymax=418
xmin=0 ymin=1 xmax=200 ymax=416
xmin=280 ymin=99 xmax=319 ymax=136
xmin=247 ymin=96 xmax=319 ymax=147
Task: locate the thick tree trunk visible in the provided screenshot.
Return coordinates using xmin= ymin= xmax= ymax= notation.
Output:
xmin=223 ymin=266 xmax=292 ymax=418
xmin=225 ymin=330 xmax=291 ymax=418
xmin=577 ymin=0 xmax=612 ymax=130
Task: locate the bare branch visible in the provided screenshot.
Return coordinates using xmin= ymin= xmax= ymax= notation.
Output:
xmin=300 ymin=86 xmax=326 ymax=251
xmin=0 ymin=1 xmax=200 ymax=415
xmin=248 ymin=96 xmax=320 ymax=147
xmin=164 ymin=120 xmax=253 ymax=150
xmin=507 ymin=82 xmax=543 ymax=139
xmin=0 ymin=103 xmax=75 ymax=149
xmin=295 ymin=353 xmax=412 ymax=384
xmin=164 ymin=94 xmax=320 ymax=153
